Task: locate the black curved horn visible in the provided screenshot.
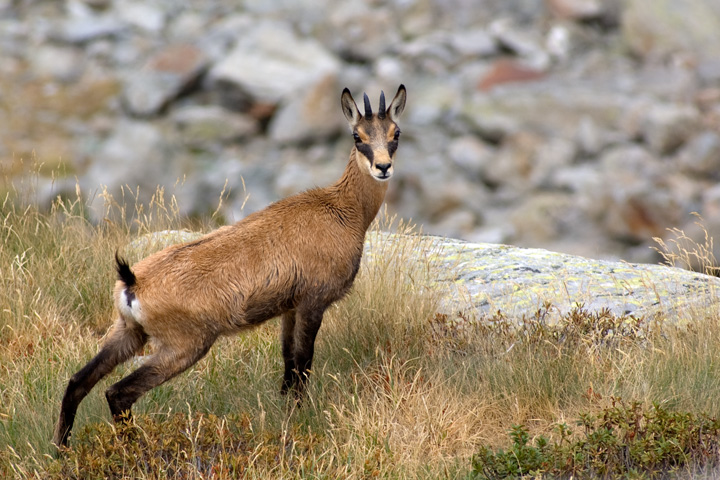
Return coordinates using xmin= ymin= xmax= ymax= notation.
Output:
xmin=378 ymin=91 xmax=386 ymax=119
xmin=363 ymin=93 xmax=372 ymax=117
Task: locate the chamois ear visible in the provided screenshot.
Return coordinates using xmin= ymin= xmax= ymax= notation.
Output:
xmin=387 ymin=84 xmax=407 ymax=122
xmin=341 ymin=88 xmax=361 ymax=129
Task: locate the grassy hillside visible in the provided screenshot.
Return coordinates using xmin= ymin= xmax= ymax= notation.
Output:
xmin=2 ymin=183 xmax=720 ymax=478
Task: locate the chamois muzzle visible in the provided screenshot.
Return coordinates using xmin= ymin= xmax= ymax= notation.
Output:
xmin=375 ymin=163 xmax=391 ymax=178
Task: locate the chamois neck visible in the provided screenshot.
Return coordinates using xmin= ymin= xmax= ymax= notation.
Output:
xmin=331 ymin=148 xmax=388 ymax=231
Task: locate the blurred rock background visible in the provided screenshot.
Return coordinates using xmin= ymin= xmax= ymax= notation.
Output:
xmin=1 ymin=0 xmax=720 ymax=265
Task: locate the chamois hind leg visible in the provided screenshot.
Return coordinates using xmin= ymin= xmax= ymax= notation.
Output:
xmin=280 ymin=310 xmax=296 ymax=395
xmin=104 ymin=338 xmax=215 ymax=424
xmin=286 ymin=306 xmax=326 ymax=397
xmin=54 ymin=318 xmax=147 ymax=448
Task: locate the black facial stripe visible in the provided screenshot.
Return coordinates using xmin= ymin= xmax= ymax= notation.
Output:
xmin=356 ymin=143 xmax=374 ymax=164
xmin=387 ymin=140 xmax=398 ymax=158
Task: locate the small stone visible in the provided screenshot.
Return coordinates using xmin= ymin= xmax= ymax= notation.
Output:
xmin=550 ymin=164 xmax=603 ymax=195
xmin=50 ymin=15 xmax=128 ymax=44
xmin=702 ymin=184 xmax=720 ymax=221
xmin=426 ymin=210 xmax=479 ymax=239
xmin=592 ymin=146 xmax=682 ymax=243
xmin=129 ymin=230 xmax=204 ymax=256
xmin=677 ymin=131 xmax=720 ymax=177
xmin=478 ymin=59 xmax=546 ymax=91
xmin=66 ymin=0 xmax=99 ymax=19
xmin=208 ymin=20 xmax=340 ymax=105
xmin=448 ymin=29 xmax=497 ymax=58
xmin=605 ymin=188 xmax=682 ymax=243
xmin=323 ymin=5 xmax=400 ymax=61
xmin=406 ymin=80 xmax=461 ymax=126
xmin=546 ymin=0 xmax=603 ymax=20
xmin=82 ymin=0 xmax=111 ymax=10
xmin=268 ymin=74 xmax=343 ymax=144
xmin=466 ymin=226 xmax=512 ymax=245
xmin=483 ymin=131 xmax=545 ymax=191
xmin=698 ymin=60 xmax=720 ymax=86
xmin=489 ymin=18 xmax=550 ymax=69
xmin=171 ymin=105 xmax=259 ymax=147
xmin=530 ymin=137 xmax=576 ymax=188
xmin=622 ymin=0 xmax=720 ymax=62
xmin=510 ymin=192 xmax=582 ymax=243
xmin=399 ymin=32 xmax=455 ymax=71
xmin=29 ymin=45 xmax=85 ymax=82
xmin=80 ymin=121 xmax=180 ymax=218
xmin=374 ymin=56 xmax=405 ymax=85
xmin=695 ymin=88 xmax=720 ymax=111
xmin=642 ymin=103 xmax=701 ymax=155
xmin=114 ymin=1 xmax=166 ymax=33
xmin=273 ymin=160 xmax=333 ymax=198
xmin=545 ymin=21 xmax=604 ymax=62
xmin=420 ymin=176 xmax=487 ymax=223
xmin=575 ymin=116 xmax=603 ymax=156
xmin=167 ymin=12 xmax=207 ymax=42
xmin=122 ymin=44 xmax=210 ymax=117
xmin=546 ymin=24 xmax=571 ymax=60
xmin=461 ymin=93 xmax=523 ymax=144
xmin=448 ymin=135 xmax=494 ymax=178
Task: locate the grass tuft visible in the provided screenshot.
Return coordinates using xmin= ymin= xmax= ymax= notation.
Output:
xmin=48 ymin=411 xmax=315 ymax=479
xmin=653 ymin=213 xmax=719 ymax=277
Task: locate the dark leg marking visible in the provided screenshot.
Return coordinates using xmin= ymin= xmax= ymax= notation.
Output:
xmin=280 ymin=310 xmax=297 ymax=395
xmin=53 ymin=323 xmax=146 ymax=448
xmin=287 ymin=307 xmax=325 ymax=397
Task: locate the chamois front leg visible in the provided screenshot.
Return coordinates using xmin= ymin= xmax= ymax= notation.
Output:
xmin=287 ymin=306 xmax=325 ymax=397
xmin=280 ymin=310 xmax=296 ymax=395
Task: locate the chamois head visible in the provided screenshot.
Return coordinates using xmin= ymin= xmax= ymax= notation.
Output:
xmin=341 ymin=85 xmax=407 ymax=182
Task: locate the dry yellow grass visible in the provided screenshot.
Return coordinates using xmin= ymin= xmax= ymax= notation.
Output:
xmin=2 ymin=177 xmax=720 ymax=478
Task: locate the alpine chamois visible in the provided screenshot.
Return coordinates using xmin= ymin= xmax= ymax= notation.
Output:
xmin=53 ymin=84 xmax=407 ymax=447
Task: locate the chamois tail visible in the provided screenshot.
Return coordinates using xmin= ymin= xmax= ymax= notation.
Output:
xmin=115 ymin=251 xmax=137 ymax=288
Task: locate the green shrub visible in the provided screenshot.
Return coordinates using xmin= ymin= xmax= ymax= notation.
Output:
xmin=471 ymin=400 xmax=720 ymax=479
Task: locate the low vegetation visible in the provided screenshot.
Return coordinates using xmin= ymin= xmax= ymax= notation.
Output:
xmin=471 ymin=400 xmax=720 ymax=479
xmin=2 ymin=177 xmax=720 ymax=478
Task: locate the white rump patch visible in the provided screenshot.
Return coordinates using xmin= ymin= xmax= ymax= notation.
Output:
xmin=118 ymin=289 xmax=145 ymax=326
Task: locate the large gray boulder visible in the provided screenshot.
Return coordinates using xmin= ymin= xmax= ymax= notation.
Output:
xmin=399 ymin=233 xmax=720 ymax=324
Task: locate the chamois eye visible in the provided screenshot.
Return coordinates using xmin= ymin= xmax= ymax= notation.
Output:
xmin=393 ymin=129 xmax=401 ymax=140
xmin=353 ymin=133 xmax=361 ymax=142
